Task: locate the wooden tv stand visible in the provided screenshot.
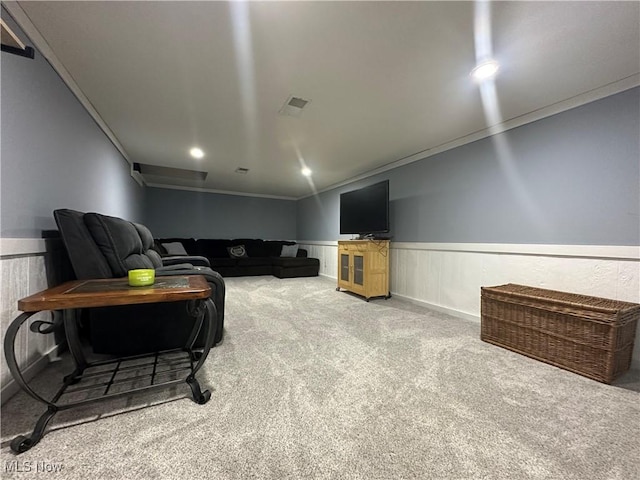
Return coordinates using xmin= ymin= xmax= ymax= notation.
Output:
xmin=336 ymin=240 xmax=390 ymax=301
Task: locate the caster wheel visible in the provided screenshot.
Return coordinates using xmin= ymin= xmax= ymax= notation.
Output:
xmin=198 ymin=390 xmax=211 ymax=405
xmin=336 ymin=287 xmax=340 ymax=291
xmin=10 ymin=435 xmax=33 ymax=453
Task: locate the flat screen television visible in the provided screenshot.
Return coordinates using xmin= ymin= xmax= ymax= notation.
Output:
xmin=340 ymin=180 xmax=389 ymax=236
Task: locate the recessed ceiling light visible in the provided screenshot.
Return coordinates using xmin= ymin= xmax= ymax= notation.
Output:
xmin=301 ymin=167 xmax=312 ymax=177
xmin=189 ymin=147 xmax=204 ymax=159
xmin=471 ymin=60 xmax=500 ymax=82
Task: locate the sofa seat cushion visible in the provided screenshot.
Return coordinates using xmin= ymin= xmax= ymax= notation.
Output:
xmin=236 ymin=257 xmax=273 ymax=267
xmin=209 ymin=257 xmax=238 ymax=268
xmin=271 ymin=256 xmax=320 ymax=268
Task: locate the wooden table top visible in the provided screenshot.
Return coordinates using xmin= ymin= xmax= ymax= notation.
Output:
xmin=18 ymin=275 xmax=211 ymax=312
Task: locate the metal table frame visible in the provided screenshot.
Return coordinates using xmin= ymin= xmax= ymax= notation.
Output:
xmin=4 ymin=276 xmax=216 ymax=453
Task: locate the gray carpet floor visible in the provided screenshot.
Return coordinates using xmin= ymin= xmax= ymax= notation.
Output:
xmin=1 ymin=275 xmax=639 ymax=479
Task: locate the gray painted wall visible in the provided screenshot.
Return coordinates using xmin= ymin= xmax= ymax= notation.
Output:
xmin=297 ymin=87 xmax=640 ymax=246
xmin=0 ymin=10 xmax=143 ymax=238
xmin=143 ymin=187 xmax=297 ymax=239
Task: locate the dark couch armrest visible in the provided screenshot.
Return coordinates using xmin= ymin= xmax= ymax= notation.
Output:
xmin=162 ymin=255 xmax=211 ymax=267
xmin=156 ymin=266 xmax=226 ymax=336
xmin=156 ymin=263 xmax=196 ymax=273
xmin=296 ymin=248 xmax=308 ymax=258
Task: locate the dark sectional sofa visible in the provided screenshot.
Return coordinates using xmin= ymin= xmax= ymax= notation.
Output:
xmin=155 ymin=238 xmax=320 ymax=278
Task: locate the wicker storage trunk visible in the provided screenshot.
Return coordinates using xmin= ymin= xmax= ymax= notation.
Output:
xmin=481 ymin=284 xmax=640 ymax=384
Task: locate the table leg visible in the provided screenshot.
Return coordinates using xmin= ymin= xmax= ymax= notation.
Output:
xmin=4 ymin=312 xmax=61 ymax=453
xmin=185 ymin=298 xmax=217 ymax=404
xmin=4 ymin=312 xmax=58 ymax=407
xmin=10 ymin=407 xmax=58 ymax=453
xmin=5 ymin=296 xmax=217 ymax=452
xmin=63 ymin=308 xmax=88 ymax=381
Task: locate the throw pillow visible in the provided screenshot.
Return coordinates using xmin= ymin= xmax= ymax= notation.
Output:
xmin=228 ymin=245 xmax=248 ymax=258
xmin=161 ymin=242 xmax=188 ymax=255
xmin=280 ymin=244 xmax=299 ymax=257
xmin=153 ymin=240 xmax=168 ymax=255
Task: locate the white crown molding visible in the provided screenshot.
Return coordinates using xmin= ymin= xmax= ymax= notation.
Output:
xmin=297 ymin=75 xmax=640 ymax=200
xmin=5 ymin=1 xmax=638 ymax=202
xmin=3 ymin=2 xmax=132 ymax=163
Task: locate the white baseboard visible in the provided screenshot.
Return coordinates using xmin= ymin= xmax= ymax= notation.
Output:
xmin=322 ymin=272 xmax=480 ymax=323
xmin=319 ymin=273 xmax=336 ymax=280
xmin=1 ymin=343 xmax=63 ymax=405
xmin=321 ymin=271 xmax=639 ymax=371
xmin=388 ymin=292 xmax=480 ymax=324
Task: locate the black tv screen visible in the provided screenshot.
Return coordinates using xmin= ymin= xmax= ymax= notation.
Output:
xmin=340 ymin=180 xmax=389 ymax=235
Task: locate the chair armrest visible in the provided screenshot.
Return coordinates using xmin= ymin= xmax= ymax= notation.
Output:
xmin=153 ymin=267 xmax=226 ymax=339
xmin=162 ymin=255 xmax=211 ymax=267
xmin=156 ymin=264 xmax=196 ymax=273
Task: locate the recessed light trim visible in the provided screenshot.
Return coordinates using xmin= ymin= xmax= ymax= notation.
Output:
xmin=190 ymin=147 xmax=205 ymax=159
xmin=471 ymin=60 xmax=500 ymax=82
xmin=301 ymin=167 xmax=312 ymax=177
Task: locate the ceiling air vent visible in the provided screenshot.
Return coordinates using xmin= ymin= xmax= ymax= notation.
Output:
xmin=235 ymin=167 xmax=249 ymax=174
xmin=279 ymin=95 xmax=311 ymax=118
xmin=133 ymin=163 xmax=207 ymax=181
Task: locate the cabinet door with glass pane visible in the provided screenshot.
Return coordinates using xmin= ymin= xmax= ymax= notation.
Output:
xmin=336 ymin=240 xmax=389 ymax=301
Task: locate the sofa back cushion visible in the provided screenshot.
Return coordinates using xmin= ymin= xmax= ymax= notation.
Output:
xmin=84 ymin=213 xmax=155 ymax=277
xmin=231 ymin=239 xmax=266 ymax=257
xmin=263 ymin=240 xmax=290 ymax=257
xmin=132 ymin=223 xmax=163 ymax=268
xmin=162 ymin=242 xmax=188 ymax=255
xmin=196 ymin=239 xmax=232 ymax=259
xmin=280 ymin=244 xmax=300 ymax=257
xmin=54 ymin=209 xmax=114 ymax=279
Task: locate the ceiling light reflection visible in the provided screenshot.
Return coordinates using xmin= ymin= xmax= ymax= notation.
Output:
xmin=471 ymin=60 xmax=500 ymax=82
xmin=190 ymin=147 xmax=204 ymax=159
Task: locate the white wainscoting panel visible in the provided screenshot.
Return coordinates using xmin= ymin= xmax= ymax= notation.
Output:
xmin=298 ymin=241 xmax=640 ymax=369
xmin=301 ymin=242 xmax=338 ymax=279
xmin=1 ymin=241 xmax=58 ymax=403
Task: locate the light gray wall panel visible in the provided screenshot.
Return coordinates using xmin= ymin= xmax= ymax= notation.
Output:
xmin=0 ymin=10 xmax=143 ymax=237
xmin=297 ymin=87 xmax=640 ymax=245
xmin=143 ymin=187 xmax=297 ymax=239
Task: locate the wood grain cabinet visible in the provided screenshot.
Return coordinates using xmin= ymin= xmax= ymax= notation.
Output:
xmin=336 ymin=240 xmax=390 ymax=301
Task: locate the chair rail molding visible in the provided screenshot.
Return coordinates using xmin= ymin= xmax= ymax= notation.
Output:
xmin=1 ymin=238 xmax=47 ymax=257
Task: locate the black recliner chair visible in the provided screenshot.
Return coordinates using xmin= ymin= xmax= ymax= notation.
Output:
xmin=53 ymin=209 xmax=226 ymax=355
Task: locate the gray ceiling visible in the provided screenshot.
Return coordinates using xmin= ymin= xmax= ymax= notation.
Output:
xmin=9 ymin=1 xmax=640 ymax=199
